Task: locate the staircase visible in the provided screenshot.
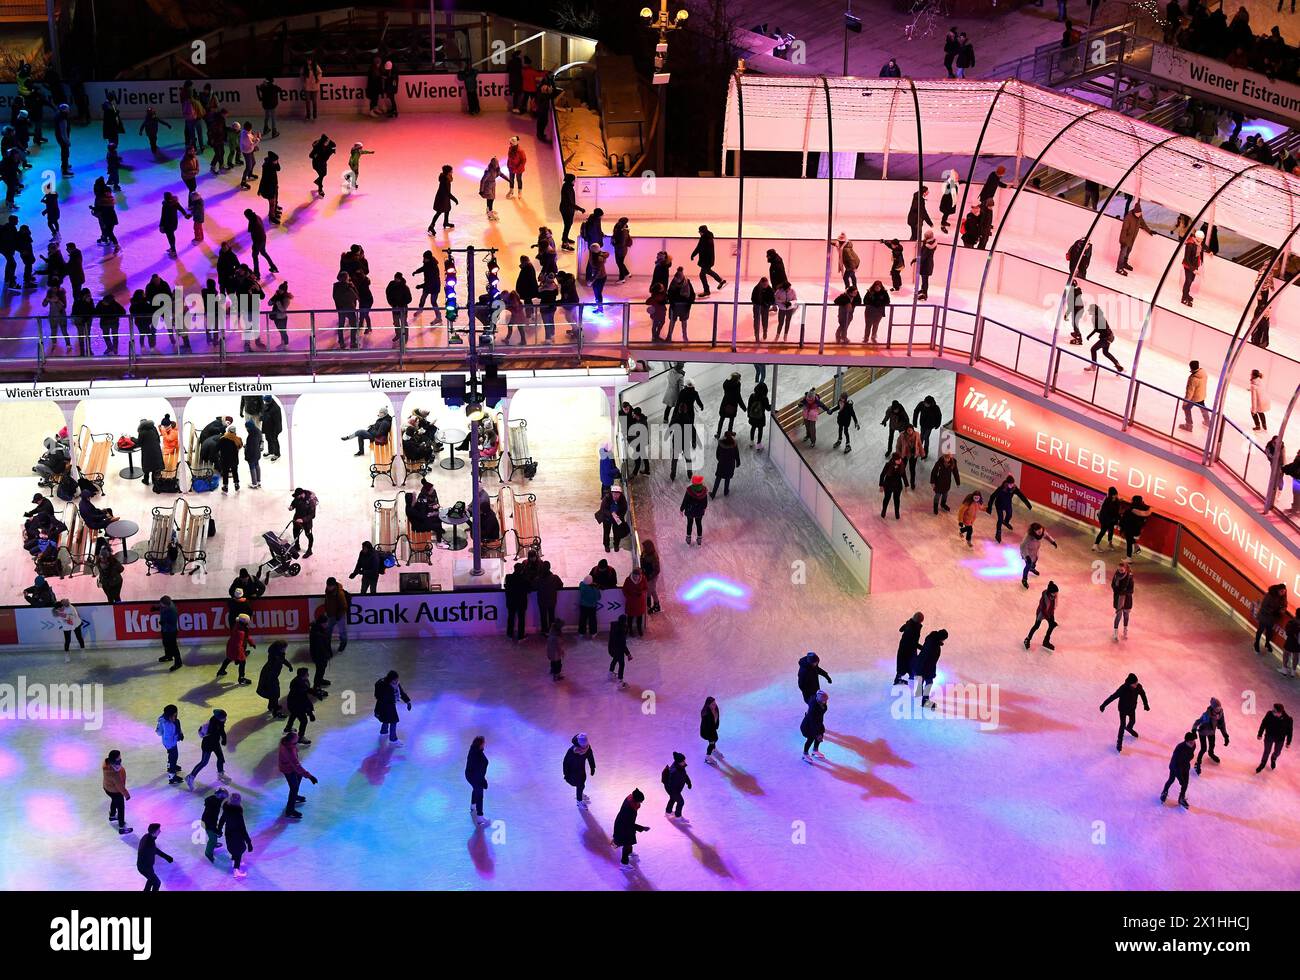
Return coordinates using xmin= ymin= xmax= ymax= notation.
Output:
xmin=774 ymin=366 xmax=888 ymax=431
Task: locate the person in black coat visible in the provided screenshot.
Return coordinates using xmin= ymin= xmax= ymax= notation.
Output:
xmin=284 ymin=667 xmax=315 ymax=742
xmin=255 ymin=641 xmax=290 ymax=719
xmin=308 ymin=609 xmax=332 ymax=695
xmin=911 ymin=395 xmax=943 ymax=457
xmin=1161 ymin=732 xmax=1196 ymax=808
xmin=1191 ymin=698 xmax=1229 ymax=774
xmin=135 ymin=418 xmax=163 ymax=486
xmin=260 ymin=395 xmax=283 ymax=460
xmin=1099 ymin=672 xmax=1150 ymax=753
xmin=201 ymin=787 xmax=228 ymax=862
xmin=929 ymin=450 xmax=961 ymax=514
xmin=373 ymin=670 xmax=411 ymax=744
xmin=797 ymin=652 xmax=832 ymax=704
xmin=801 ymin=690 xmax=829 ymax=760
xmin=832 ymin=395 xmax=860 ymax=453
xmin=137 ymin=823 xmax=174 ymax=891
xmin=608 ymin=614 xmax=631 ymax=687
xmin=563 ymin=733 xmax=596 ymax=807
xmin=504 ymin=565 xmax=530 ymax=642
xmin=1092 ymin=486 xmax=1122 ymax=551
xmin=912 ymin=629 xmax=947 ymax=707
xmin=217 ymin=794 xmax=254 ymax=877
xmin=712 ymin=432 xmax=740 ymax=498
xmin=611 ymin=788 xmax=650 ymax=866
xmin=907 ymin=186 xmax=932 ymax=241
xmin=879 ymin=453 xmax=907 ymax=520
xmin=350 ymin=541 xmax=385 ymax=595
xmin=342 ymin=406 xmax=392 ymax=457
xmin=987 ymin=475 xmax=1032 ymax=543
xmin=661 ymin=752 xmax=692 ymax=817
xmin=680 ymin=474 xmax=709 ymax=545
xmin=894 ymin=612 xmax=924 ymax=685
xmin=185 ymin=708 xmax=228 ymax=789
xmin=700 ymin=697 xmax=721 ymax=764
xmin=1257 ymin=703 xmax=1293 ymax=773
xmin=690 ymin=224 xmax=725 ymax=295
xmin=465 ymin=735 xmax=489 ymax=824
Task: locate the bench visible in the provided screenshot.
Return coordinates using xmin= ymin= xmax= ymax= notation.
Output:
xmin=374 ymin=496 xmax=401 ymax=559
xmin=370 ymin=437 xmax=397 ymax=487
xmin=475 ymin=489 xmax=509 ymax=561
xmin=399 ymin=490 xmax=436 ymax=565
xmin=400 ymin=453 xmax=431 ymax=486
xmin=60 ymin=502 xmax=97 ymax=576
xmin=506 ymin=419 xmax=536 ymax=481
xmin=77 ymin=424 xmax=113 ymax=496
xmin=144 ymin=497 xmax=211 ymax=575
xmin=500 ymin=485 xmax=541 ymax=558
xmin=184 ymin=421 xmax=215 ymax=484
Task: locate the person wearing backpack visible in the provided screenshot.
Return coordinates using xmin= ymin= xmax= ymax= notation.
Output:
xmin=185 ymin=708 xmax=230 ymax=790
xmin=661 ymin=752 xmax=692 ymax=819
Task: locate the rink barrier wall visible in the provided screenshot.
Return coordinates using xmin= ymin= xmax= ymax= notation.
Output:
xmin=0 ymin=587 xmax=625 ymax=649
xmin=766 ymin=419 xmax=872 ymax=592
xmin=0 ymin=73 xmax=513 ymax=118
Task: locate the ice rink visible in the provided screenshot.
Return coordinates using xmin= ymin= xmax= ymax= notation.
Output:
xmin=1 ymin=364 xmax=1297 ymax=891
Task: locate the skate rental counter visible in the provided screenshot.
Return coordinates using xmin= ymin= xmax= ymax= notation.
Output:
xmin=2 ymin=369 xmax=637 ymax=628
xmin=950 ymin=369 xmax=1299 ymax=639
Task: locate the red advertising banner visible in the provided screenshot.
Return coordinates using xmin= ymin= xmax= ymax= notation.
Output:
xmin=113 ymin=598 xmax=310 ymax=640
xmin=1018 ymin=464 xmax=1180 ymax=557
xmin=954 ymin=373 xmax=1298 ymax=594
xmin=1178 ymin=533 xmax=1271 ymax=634
xmin=0 ymin=607 xmax=15 ymax=645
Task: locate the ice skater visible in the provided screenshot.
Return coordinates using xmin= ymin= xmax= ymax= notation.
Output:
xmin=256 ymin=640 xmax=290 ymax=719
xmin=798 ymin=651 xmax=833 ymax=704
xmin=1099 ymin=673 xmax=1149 ymax=753
xmin=309 ymin=134 xmax=335 ymax=198
xmin=278 ymin=731 xmax=318 ymax=819
xmin=1023 ymin=581 xmax=1059 ymax=650
xmin=201 ymin=786 xmax=228 ymax=863
xmin=912 ymin=628 xmax=947 ymax=709
xmin=186 ymin=708 xmax=231 ymax=790
xmin=215 ymin=612 xmax=254 ymax=683
xmin=102 ymin=749 xmax=132 ymax=835
xmin=137 ymin=824 xmax=174 ymax=891
xmin=1256 ymin=703 xmax=1293 ymax=773
xmin=346 ymin=141 xmax=373 ymax=191
xmin=831 ymin=394 xmax=860 ymax=453
xmin=1111 ymin=559 xmax=1134 ymax=641
xmin=284 ymin=668 xmax=315 ymax=743
xmin=879 ymin=453 xmax=906 ymax=520
xmin=956 ymin=490 xmax=983 ymax=548
xmin=218 ymin=792 xmax=253 ymax=877
xmin=700 ymin=697 xmax=722 ymax=765
xmin=154 ymin=704 xmax=184 ymax=785
xmin=801 ymin=690 xmax=829 ymax=761
xmin=1092 ymin=486 xmax=1122 ymax=551
xmin=987 ymin=475 xmax=1032 ymax=543
xmin=1191 ymin=698 xmax=1229 ymax=775
xmin=894 ymin=612 xmax=924 ymax=686
xmin=546 ymin=618 xmax=566 ymax=681
xmin=1160 ymin=732 xmax=1196 ymax=809
xmin=429 ymin=164 xmax=458 ymax=232
xmin=563 ymin=733 xmax=596 ymax=808
xmin=1019 ymin=523 xmax=1058 ymax=588
xmin=466 ymin=735 xmax=490 ymax=826
xmin=373 ymin=670 xmax=412 ymax=745
xmin=661 ymin=752 xmax=692 ymax=818
xmin=929 ymin=449 xmax=960 ymax=514
xmin=607 ymin=613 xmax=631 ymax=688
xmin=612 ymin=789 xmax=651 ymax=868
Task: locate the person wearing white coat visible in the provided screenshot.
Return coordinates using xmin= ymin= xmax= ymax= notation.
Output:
xmin=939 ymin=170 xmax=960 ymax=233
xmin=1250 ymin=369 xmax=1270 ymax=431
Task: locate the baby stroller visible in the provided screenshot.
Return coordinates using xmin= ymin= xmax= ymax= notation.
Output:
xmin=256 ymin=527 xmax=302 ymax=580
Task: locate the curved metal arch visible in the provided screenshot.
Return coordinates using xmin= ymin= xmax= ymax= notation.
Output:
xmin=970 ymin=104 xmax=1111 ymax=360
xmin=726 ymin=71 xmax=746 ymax=354
xmin=1121 ymin=161 xmax=1271 ymax=428
xmin=1041 ymin=133 xmax=1185 ymax=398
xmin=1207 ymin=219 xmax=1300 ymax=466
xmin=903 ymin=77 xmax=926 ymax=357
xmin=817 ymin=74 xmax=835 ymax=355
xmin=936 ymin=79 xmax=1011 ymax=356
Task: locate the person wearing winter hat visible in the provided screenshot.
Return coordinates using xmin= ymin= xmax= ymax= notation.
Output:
xmin=185 ymin=708 xmax=230 ymax=790
xmin=801 ymin=690 xmax=829 ymax=762
xmin=200 ymin=786 xmax=229 ymax=862
xmin=243 ymin=417 xmax=264 ymax=489
xmin=216 ymin=613 xmax=255 ymax=684
xmin=1023 ymin=581 xmax=1059 ymax=651
xmin=348 ymin=141 xmax=374 ymax=190
xmin=506 ymin=135 xmax=527 ymax=198
xmin=1099 ymin=672 xmax=1149 ymax=753
xmin=661 ymin=752 xmax=692 ymax=818
xmin=1192 ymin=697 xmax=1229 ymax=775
xmin=912 ymin=629 xmax=947 ymax=709
xmin=1181 ymin=228 xmax=1205 ymax=307
xmin=680 ymin=473 xmax=709 ymax=546
xmin=612 ymin=788 xmax=650 ymax=867
xmin=563 ymin=733 xmax=596 ymax=807
xmin=219 ymin=791 xmax=254 ymax=877
xmin=154 ymin=704 xmax=185 ymax=784
xmin=577 ymin=574 xmax=600 ymax=639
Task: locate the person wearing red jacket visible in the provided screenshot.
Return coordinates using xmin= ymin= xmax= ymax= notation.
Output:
xmin=506 ymin=136 xmax=527 ymax=199
xmin=216 ymin=613 xmax=255 ymax=684
xmin=622 ymin=568 xmax=649 ymax=636
xmin=278 ymin=731 xmax=318 ymax=819
xmin=1024 ymin=581 xmax=1059 ymax=651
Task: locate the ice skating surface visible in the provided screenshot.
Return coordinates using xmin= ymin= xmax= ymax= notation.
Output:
xmin=3 ymin=364 xmax=1298 ymax=891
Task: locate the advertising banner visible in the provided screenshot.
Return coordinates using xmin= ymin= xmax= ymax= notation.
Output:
xmin=1150 ymin=44 xmax=1300 ymax=127
xmin=953 ymin=373 xmax=1299 ymax=593
xmin=1017 ymin=464 xmax=1180 ymax=557
xmin=1177 ymin=533 xmax=1276 ymax=638
xmin=1 ymin=587 xmax=625 ymax=648
xmin=954 ymin=434 xmax=1022 ymax=489
xmin=0 ymin=74 xmax=512 ymax=120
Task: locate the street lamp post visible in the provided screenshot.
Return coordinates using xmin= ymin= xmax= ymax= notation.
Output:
xmin=640 ymin=0 xmax=689 ymax=176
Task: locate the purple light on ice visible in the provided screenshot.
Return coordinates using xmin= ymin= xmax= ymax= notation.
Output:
xmin=26 ymin=792 xmax=77 ymax=834
xmin=49 ymin=740 xmax=96 ymax=775
xmin=961 ymin=544 xmax=1024 ymax=579
xmin=678 ymin=575 xmax=749 ymax=612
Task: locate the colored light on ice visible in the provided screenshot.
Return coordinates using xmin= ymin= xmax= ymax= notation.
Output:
xmin=678 ymin=575 xmax=749 ymax=611
xmin=49 ymin=740 xmax=96 ymax=775
xmin=26 ymin=792 xmax=77 ymax=835
xmin=961 ymin=545 xmax=1024 ymax=579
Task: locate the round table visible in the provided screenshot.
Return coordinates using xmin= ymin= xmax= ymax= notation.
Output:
xmin=105 ymin=518 xmax=141 ymax=565
xmin=440 ymin=427 xmax=468 ymax=471
xmin=118 ymin=444 xmax=142 ymax=480
xmin=442 ymin=512 xmax=470 ymax=551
